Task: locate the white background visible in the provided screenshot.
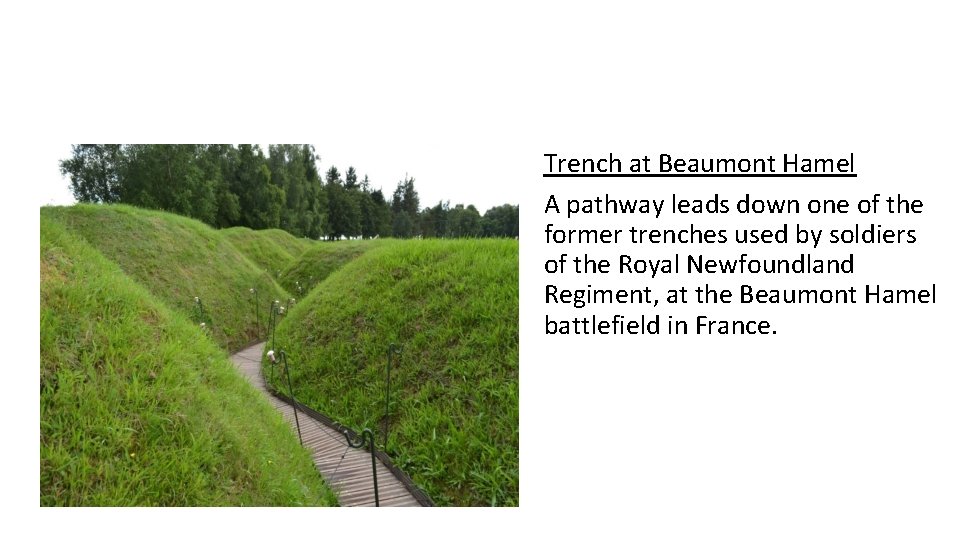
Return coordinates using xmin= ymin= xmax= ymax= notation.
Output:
xmin=6 ymin=1 xmax=959 ymax=538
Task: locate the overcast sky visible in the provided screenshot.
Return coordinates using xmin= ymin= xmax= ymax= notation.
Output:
xmin=40 ymin=143 xmax=518 ymax=214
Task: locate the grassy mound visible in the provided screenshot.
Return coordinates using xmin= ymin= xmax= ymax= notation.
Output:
xmin=40 ymin=216 xmax=335 ymax=506
xmin=269 ymin=239 xmax=518 ymax=506
xmin=221 ymin=227 xmax=313 ymax=277
xmin=277 ymin=240 xmax=391 ymax=295
xmin=42 ymin=205 xmax=288 ymax=351
xmin=254 ymin=228 xmax=313 ymax=258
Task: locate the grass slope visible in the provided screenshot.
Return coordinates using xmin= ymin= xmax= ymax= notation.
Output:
xmin=40 ymin=216 xmax=335 ymax=506
xmin=221 ymin=227 xmax=313 ymax=277
xmin=42 ymin=205 xmax=288 ymax=352
xmin=277 ymin=239 xmax=391 ymax=295
xmin=254 ymin=228 xmax=313 ymax=258
xmin=269 ymin=239 xmax=518 ymax=506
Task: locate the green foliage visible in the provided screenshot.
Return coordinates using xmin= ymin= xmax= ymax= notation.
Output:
xmin=481 ymin=204 xmax=520 ymax=237
xmin=369 ymin=188 xmax=393 ymax=238
xmin=325 ymin=166 xmax=361 ymax=240
xmin=357 ymin=177 xmax=390 ymax=239
xmin=344 ymin=166 xmax=359 ymax=190
xmin=268 ymin=239 xmax=519 ymax=506
xmin=59 ymin=145 xmax=516 ymax=241
xmin=207 ymin=144 xmax=242 ymax=228
xmin=59 ymin=144 xmax=124 ymax=203
xmin=235 ymin=145 xmax=285 ymax=230
xmin=421 ymin=201 xmax=449 ymax=238
xmin=447 ymin=204 xmax=483 ymax=237
xmin=41 ymin=204 xmax=290 ymax=351
xmin=391 ymin=176 xmax=421 ymax=237
xmin=121 ymin=145 xmax=219 ymax=225
xmin=423 ymin=202 xmax=519 ymax=238
xmin=267 ymin=144 xmax=326 ymax=238
xmin=40 ymin=216 xmax=335 ymax=506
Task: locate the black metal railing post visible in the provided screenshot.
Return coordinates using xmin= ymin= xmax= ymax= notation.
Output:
xmin=269 ymin=300 xmax=280 ymax=349
xmin=279 ymin=350 xmax=303 ymax=445
xmin=250 ymin=287 xmax=261 ymax=340
xmin=267 ymin=301 xmax=280 ymax=380
xmin=343 ymin=428 xmax=380 ymax=506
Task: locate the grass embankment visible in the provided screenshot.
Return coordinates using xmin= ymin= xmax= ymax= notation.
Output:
xmin=40 ymin=216 xmax=335 ymax=506
xmin=269 ymin=239 xmax=518 ymax=506
xmin=41 ymin=205 xmax=289 ymax=351
xmin=221 ymin=226 xmax=313 ymax=278
xmin=276 ymin=240 xmax=391 ymax=295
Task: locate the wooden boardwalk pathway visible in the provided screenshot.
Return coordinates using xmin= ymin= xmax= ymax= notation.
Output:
xmin=230 ymin=342 xmax=424 ymax=507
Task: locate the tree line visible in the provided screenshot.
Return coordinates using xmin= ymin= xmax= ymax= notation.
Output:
xmin=59 ymin=144 xmax=519 ymax=240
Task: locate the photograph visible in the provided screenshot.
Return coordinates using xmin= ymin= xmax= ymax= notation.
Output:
xmin=40 ymin=144 xmax=519 ymax=507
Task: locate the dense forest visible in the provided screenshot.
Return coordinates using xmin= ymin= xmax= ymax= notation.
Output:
xmin=59 ymin=144 xmax=519 ymax=240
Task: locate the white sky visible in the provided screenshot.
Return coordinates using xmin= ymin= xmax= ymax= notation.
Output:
xmin=41 ymin=143 xmax=517 ymax=213
xmin=31 ymin=3 xmax=531 ymax=215
xmin=39 ymin=144 xmax=76 ymax=206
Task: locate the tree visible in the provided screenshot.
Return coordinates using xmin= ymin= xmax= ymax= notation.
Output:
xmin=420 ymin=201 xmax=449 ymax=238
xmin=267 ymin=144 xmax=325 ymax=237
xmin=481 ymin=204 xmax=520 ymax=237
xmin=325 ymin=166 xmax=360 ymax=240
xmin=121 ymin=144 xmax=217 ymax=224
xmin=369 ymin=188 xmax=392 ymax=237
xmin=344 ymin=166 xmax=359 ymax=190
xmin=392 ymin=211 xmax=414 ymax=238
xmin=57 ymin=145 xmax=515 ymax=241
xmin=357 ymin=175 xmax=379 ymax=239
xmin=391 ymin=176 xmax=420 ymax=237
xmin=301 ymin=145 xmax=326 ymax=239
xmin=446 ymin=204 xmax=482 ymax=237
xmin=59 ymin=144 xmax=124 ymax=203
xmin=234 ymin=145 xmax=283 ymax=229
xmin=207 ymin=144 xmax=241 ymax=228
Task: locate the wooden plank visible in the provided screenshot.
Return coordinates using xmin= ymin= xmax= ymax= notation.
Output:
xmin=301 ymin=433 xmax=339 ymax=449
xmin=328 ymin=466 xmax=376 ymax=483
xmin=334 ymin=475 xmax=405 ymax=493
xmin=338 ymin=483 xmax=413 ymax=500
xmin=322 ymin=452 xmax=367 ymax=467
xmin=318 ymin=460 xmax=371 ymax=476
xmin=314 ymin=452 xmax=365 ymax=467
xmin=305 ymin=433 xmax=347 ymax=452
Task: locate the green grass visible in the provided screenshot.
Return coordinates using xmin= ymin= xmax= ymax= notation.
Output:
xmin=276 ymin=239 xmax=392 ymax=295
xmin=268 ymin=239 xmax=518 ymax=506
xmin=221 ymin=226 xmax=314 ymax=277
xmin=42 ymin=205 xmax=289 ymax=352
xmin=41 ymin=215 xmax=336 ymax=506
